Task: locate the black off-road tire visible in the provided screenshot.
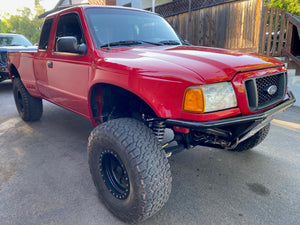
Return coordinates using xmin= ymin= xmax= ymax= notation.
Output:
xmin=13 ymin=78 xmax=43 ymax=121
xmin=228 ymin=123 xmax=271 ymax=152
xmin=88 ymin=118 xmax=172 ymax=223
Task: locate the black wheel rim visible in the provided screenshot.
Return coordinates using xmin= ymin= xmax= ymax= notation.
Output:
xmin=16 ymin=90 xmax=24 ymax=113
xmin=99 ymin=150 xmax=130 ymax=200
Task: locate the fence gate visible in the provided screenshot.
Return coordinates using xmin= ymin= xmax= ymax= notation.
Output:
xmin=260 ymin=7 xmax=288 ymax=57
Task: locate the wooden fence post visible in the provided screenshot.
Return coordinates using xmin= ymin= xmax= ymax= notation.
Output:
xmin=277 ymin=10 xmax=286 ymax=56
xmin=188 ymin=0 xmax=192 ymax=41
xmin=255 ymin=0 xmax=263 ymax=53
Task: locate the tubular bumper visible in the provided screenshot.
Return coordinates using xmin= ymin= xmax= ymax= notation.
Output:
xmin=165 ymin=91 xmax=296 ymax=142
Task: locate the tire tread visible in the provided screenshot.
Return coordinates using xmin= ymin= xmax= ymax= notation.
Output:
xmin=88 ymin=118 xmax=172 ymax=223
xmin=13 ymin=78 xmax=43 ymax=121
xmin=229 ymin=124 xmax=271 ymax=152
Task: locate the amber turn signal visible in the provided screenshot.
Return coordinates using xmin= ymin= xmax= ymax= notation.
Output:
xmin=183 ymin=87 xmax=204 ymax=113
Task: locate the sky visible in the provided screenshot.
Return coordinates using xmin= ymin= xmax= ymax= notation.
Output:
xmin=0 ymin=0 xmax=58 ymax=18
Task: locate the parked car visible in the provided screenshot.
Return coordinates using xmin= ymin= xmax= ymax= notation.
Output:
xmin=265 ymin=30 xmax=286 ymax=53
xmin=7 ymin=6 xmax=295 ymax=223
xmin=0 ymin=33 xmax=37 ymax=82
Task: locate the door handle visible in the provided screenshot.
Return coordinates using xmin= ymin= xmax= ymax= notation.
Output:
xmin=47 ymin=61 xmax=53 ymax=68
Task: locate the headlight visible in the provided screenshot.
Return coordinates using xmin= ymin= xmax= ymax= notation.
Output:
xmin=183 ymin=82 xmax=237 ymax=113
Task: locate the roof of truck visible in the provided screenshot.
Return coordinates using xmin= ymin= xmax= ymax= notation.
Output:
xmin=41 ymin=4 xmax=154 ymax=19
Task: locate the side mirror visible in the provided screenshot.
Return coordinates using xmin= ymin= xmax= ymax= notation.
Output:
xmin=77 ymin=43 xmax=88 ymax=55
xmin=56 ymin=36 xmax=87 ymax=55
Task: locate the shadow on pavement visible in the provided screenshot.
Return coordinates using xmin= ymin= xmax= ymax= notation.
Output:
xmin=0 ymin=81 xmax=13 ymax=93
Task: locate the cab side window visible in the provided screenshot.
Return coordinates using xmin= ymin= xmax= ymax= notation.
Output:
xmin=39 ymin=18 xmax=54 ymax=50
xmin=55 ymin=13 xmax=86 ymax=52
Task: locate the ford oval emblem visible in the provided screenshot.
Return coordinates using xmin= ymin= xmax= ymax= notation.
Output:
xmin=265 ymin=85 xmax=278 ymax=95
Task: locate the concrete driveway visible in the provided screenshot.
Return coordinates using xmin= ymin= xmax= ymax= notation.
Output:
xmin=1 ymin=80 xmax=300 ymax=225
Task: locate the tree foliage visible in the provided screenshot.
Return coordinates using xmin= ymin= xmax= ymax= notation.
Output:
xmin=264 ymin=0 xmax=300 ymax=15
xmin=0 ymin=0 xmax=45 ymax=44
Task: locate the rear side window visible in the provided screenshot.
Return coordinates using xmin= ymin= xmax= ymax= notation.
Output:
xmin=39 ymin=18 xmax=54 ymax=50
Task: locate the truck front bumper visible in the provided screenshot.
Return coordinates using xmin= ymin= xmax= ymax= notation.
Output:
xmin=165 ymin=91 xmax=296 ymax=147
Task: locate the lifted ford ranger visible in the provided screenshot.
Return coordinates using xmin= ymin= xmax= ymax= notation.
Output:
xmin=7 ymin=5 xmax=295 ymax=223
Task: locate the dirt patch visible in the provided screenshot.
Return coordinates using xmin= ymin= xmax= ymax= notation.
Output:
xmin=246 ymin=182 xmax=271 ymax=196
xmin=0 ymin=162 xmax=16 ymax=190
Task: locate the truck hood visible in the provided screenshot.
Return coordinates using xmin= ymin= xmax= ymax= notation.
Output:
xmin=99 ymin=45 xmax=284 ymax=83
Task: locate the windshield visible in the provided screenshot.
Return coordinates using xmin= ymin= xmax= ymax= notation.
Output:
xmin=85 ymin=8 xmax=182 ymax=48
xmin=0 ymin=35 xmax=33 ymax=47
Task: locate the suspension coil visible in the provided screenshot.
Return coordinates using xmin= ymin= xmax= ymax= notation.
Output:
xmin=152 ymin=121 xmax=166 ymax=142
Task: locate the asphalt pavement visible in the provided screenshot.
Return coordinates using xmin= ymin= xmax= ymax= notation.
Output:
xmin=0 ymin=80 xmax=300 ymax=225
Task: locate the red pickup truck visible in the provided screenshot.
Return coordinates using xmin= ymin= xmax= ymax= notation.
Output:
xmin=7 ymin=5 xmax=295 ymax=223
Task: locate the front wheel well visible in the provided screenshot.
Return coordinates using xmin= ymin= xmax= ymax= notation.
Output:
xmin=90 ymin=84 xmax=157 ymax=124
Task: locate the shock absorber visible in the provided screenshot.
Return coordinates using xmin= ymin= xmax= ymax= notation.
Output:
xmin=152 ymin=121 xmax=166 ymax=142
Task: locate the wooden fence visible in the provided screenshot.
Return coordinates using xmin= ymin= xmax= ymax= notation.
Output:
xmin=166 ymin=0 xmax=263 ymax=53
xmin=260 ymin=7 xmax=288 ymax=57
xmin=283 ymin=13 xmax=300 ymax=66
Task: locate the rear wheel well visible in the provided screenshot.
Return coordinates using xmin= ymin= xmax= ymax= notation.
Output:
xmin=90 ymin=84 xmax=157 ymax=125
xmin=10 ymin=64 xmax=20 ymax=79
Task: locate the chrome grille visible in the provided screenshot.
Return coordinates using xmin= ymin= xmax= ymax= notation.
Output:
xmin=245 ymin=72 xmax=287 ymax=111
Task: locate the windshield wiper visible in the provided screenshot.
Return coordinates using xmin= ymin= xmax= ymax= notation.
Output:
xmin=100 ymin=39 xmax=175 ymax=48
xmin=100 ymin=40 xmax=142 ymax=48
xmin=158 ymin=40 xmax=181 ymax=45
xmin=139 ymin=40 xmax=163 ymax=46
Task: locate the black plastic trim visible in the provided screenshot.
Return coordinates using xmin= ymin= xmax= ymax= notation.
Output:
xmin=244 ymin=71 xmax=287 ymax=111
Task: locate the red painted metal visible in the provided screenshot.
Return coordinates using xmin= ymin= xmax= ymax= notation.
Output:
xmin=7 ymin=5 xmax=287 ymax=127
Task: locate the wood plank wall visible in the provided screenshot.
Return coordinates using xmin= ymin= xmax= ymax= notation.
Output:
xmin=260 ymin=7 xmax=288 ymax=57
xmin=166 ymin=0 xmax=263 ymax=53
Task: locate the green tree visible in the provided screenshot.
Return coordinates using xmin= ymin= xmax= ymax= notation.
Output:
xmin=265 ymin=0 xmax=300 ymax=15
xmin=0 ymin=0 xmax=45 ymax=43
